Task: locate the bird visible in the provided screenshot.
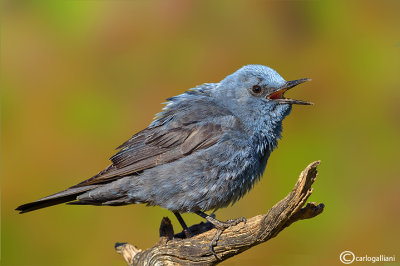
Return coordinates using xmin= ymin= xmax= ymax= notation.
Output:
xmin=16 ymin=64 xmax=312 ymax=240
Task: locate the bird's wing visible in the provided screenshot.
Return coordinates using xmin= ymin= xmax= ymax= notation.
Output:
xmin=71 ymin=122 xmax=225 ymax=188
xmin=71 ymin=91 xmax=237 ymax=188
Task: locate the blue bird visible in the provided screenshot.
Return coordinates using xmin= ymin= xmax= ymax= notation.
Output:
xmin=16 ymin=64 xmax=311 ymax=239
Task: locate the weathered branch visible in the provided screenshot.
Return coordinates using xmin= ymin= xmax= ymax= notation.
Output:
xmin=116 ymin=161 xmax=324 ymax=265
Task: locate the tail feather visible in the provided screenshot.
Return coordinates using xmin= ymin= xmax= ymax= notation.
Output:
xmin=15 ymin=185 xmax=100 ymax=214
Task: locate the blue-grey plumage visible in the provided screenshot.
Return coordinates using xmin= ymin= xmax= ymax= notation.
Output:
xmin=16 ymin=65 xmax=311 ymax=215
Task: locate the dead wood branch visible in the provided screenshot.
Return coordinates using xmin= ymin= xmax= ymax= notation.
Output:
xmin=116 ymin=161 xmax=324 ymax=265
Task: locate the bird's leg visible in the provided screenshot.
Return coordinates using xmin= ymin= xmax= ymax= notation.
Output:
xmin=173 ymin=211 xmax=192 ymax=238
xmin=195 ymin=211 xmax=246 ymax=258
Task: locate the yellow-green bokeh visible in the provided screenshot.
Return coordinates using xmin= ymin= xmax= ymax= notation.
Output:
xmin=2 ymin=1 xmax=399 ymax=265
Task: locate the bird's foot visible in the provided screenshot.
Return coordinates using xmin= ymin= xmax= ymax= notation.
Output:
xmin=209 ymin=216 xmax=247 ymax=230
xmin=206 ymin=216 xmax=247 ymax=259
xmin=183 ymin=228 xmax=192 ymax=238
xmin=194 ymin=211 xmax=246 ymax=259
xmin=173 ymin=212 xmax=194 ymax=239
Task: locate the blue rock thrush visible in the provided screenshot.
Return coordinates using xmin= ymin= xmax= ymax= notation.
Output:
xmin=16 ymin=64 xmax=312 ymax=240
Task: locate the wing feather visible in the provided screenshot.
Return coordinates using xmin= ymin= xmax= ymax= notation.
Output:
xmin=71 ymin=87 xmax=238 ymax=188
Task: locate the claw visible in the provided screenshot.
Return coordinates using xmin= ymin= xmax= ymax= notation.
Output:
xmin=209 ymin=229 xmax=223 ymax=258
xmin=207 ymin=217 xmax=246 ymax=259
xmin=194 ymin=211 xmax=246 ymax=259
xmin=183 ymin=228 xmax=192 ymax=238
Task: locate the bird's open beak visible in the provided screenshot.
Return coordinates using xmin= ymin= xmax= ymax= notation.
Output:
xmin=266 ymin=78 xmax=313 ymax=105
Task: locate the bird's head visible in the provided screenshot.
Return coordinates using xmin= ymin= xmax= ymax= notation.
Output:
xmin=216 ymin=65 xmax=312 ymax=106
xmin=213 ymin=64 xmax=312 ymax=123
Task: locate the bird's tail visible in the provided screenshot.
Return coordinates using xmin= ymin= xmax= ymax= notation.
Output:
xmin=15 ymin=185 xmax=100 ymax=214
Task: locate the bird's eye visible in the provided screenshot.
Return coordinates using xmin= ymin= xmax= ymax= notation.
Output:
xmin=251 ymin=85 xmax=262 ymax=94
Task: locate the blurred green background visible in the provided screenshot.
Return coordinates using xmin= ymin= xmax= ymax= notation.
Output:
xmin=2 ymin=1 xmax=400 ymax=265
